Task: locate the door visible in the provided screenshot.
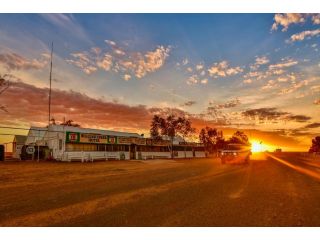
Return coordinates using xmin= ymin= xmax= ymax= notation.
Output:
xmin=130 ymin=144 xmax=136 ymax=160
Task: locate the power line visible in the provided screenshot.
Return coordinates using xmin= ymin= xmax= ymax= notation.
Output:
xmin=0 ymin=126 xmax=64 ymax=133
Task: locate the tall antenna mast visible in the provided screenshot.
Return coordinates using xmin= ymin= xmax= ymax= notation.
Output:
xmin=48 ymin=42 xmax=53 ymax=126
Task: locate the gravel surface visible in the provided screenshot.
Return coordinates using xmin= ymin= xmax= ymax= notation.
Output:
xmin=0 ymin=154 xmax=320 ymax=226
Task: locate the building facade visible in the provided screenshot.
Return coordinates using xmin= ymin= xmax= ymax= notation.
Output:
xmin=25 ymin=125 xmax=205 ymax=161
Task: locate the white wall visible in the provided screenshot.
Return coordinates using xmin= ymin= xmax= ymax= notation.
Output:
xmin=59 ymin=151 xmax=130 ymax=162
xmin=174 ymin=151 xmax=193 ymax=158
xmin=195 ymin=151 xmax=206 ymax=158
xmin=137 ymin=151 xmax=171 ymax=160
xmin=45 ymin=129 xmax=65 ymax=159
xmin=136 ymin=151 xmax=206 ymax=160
xmin=12 ymin=144 xmax=23 ymax=159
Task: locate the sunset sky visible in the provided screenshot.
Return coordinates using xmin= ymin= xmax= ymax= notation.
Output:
xmin=0 ymin=13 xmax=320 ymax=151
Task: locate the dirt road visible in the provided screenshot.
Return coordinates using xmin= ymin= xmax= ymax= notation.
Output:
xmin=0 ymin=154 xmax=320 ymax=226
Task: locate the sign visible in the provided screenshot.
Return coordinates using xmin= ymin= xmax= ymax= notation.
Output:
xmin=108 ymin=136 xmax=117 ymax=144
xmin=65 ymin=132 xmax=173 ymax=147
xmin=118 ymin=137 xmax=146 ymax=145
xmin=179 ymin=142 xmax=203 ymax=147
xmin=66 ymin=132 xmax=117 ymax=144
xmin=68 ymin=132 xmax=79 ymax=142
xmin=149 ymin=139 xmax=171 ymax=146
xmin=26 ymin=146 xmax=35 ymax=154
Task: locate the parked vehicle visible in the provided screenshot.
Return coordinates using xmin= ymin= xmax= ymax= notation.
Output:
xmin=219 ymin=144 xmax=251 ymax=164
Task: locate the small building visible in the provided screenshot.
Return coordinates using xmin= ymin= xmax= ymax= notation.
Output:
xmin=39 ymin=125 xmax=205 ymax=162
xmin=25 ymin=126 xmax=47 ymax=145
xmin=12 ymin=135 xmax=27 ymax=159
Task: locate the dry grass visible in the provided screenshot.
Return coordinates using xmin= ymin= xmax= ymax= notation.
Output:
xmin=0 ymin=158 xmax=228 ymax=226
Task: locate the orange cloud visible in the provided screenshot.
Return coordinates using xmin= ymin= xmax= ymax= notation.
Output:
xmin=208 ymin=61 xmax=243 ymax=78
xmin=66 ymin=44 xmax=171 ymax=79
xmin=287 ymin=29 xmax=320 ymax=43
xmin=271 ymin=13 xmax=305 ymax=32
xmin=0 ymin=52 xmax=49 ymax=71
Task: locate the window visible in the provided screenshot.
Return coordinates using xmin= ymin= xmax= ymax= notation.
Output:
xmin=65 ymin=143 xmax=97 ymax=152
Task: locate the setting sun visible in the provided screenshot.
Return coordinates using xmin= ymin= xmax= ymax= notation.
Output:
xmin=250 ymin=140 xmax=275 ymax=152
xmin=251 ymin=141 xmax=263 ymax=152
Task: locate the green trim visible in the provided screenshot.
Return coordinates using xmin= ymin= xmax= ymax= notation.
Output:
xmin=65 ymin=132 xmax=80 ymax=143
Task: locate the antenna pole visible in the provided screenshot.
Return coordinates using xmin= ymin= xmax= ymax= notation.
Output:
xmin=48 ymin=42 xmax=53 ymax=126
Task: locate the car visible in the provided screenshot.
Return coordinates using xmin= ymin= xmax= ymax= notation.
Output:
xmin=219 ymin=143 xmax=251 ymax=164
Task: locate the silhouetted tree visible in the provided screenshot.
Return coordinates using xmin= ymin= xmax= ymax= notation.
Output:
xmin=309 ymin=136 xmax=320 ymax=153
xmin=228 ymin=131 xmax=250 ymax=145
xmin=150 ymin=115 xmax=165 ymax=140
xmin=150 ymin=114 xmax=193 ymax=158
xmin=50 ymin=118 xmax=56 ymax=125
xmin=199 ymin=127 xmax=224 ymax=153
xmin=0 ymin=74 xmax=10 ymax=112
xmin=60 ymin=119 xmax=80 ymax=127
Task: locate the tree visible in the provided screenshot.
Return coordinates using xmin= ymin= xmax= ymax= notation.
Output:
xmin=309 ymin=136 xmax=320 ymax=153
xmin=228 ymin=131 xmax=250 ymax=145
xmin=180 ymin=118 xmax=196 ymax=158
xmin=180 ymin=119 xmax=196 ymax=142
xmin=150 ymin=115 xmax=164 ymax=140
xmin=199 ymin=127 xmax=223 ymax=153
xmin=150 ymin=114 xmax=194 ymax=158
xmin=0 ymin=74 xmax=10 ymax=112
xmin=50 ymin=118 xmax=56 ymax=125
xmin=60 ymin=119 xmax=80 ymax=127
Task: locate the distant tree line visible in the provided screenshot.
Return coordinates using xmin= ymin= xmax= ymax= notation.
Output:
xmin=150 ymin=114 xmax=250 ymax=156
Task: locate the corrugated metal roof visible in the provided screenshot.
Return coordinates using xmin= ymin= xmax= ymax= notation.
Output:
xmin=25 ymin=126 xmax=48 ymax=144
xmin=13 ymin=135 xmax=27 ymax=144
xmin=48 ymin=125 xmax=143 ymax=138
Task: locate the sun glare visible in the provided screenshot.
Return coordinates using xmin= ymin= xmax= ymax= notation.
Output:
xmin=251 ymin=141 xmax=263 ymax=153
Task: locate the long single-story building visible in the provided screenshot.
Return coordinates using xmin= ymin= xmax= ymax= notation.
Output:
xmin=24 ymin=125 xmax=206 ymax=161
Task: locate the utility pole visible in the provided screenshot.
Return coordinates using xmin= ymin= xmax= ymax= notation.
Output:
xmin=48 ymin=42 xmax=53 ymax=127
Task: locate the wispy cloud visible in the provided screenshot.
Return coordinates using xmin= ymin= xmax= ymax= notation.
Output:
xmin=242 ymin=107 xmax=311 ymax=123
xmin=39 ymin=14 xmax=91 ymax=44
xmin=66 ymin=52 xmax=98 ymax=74
xmin=268 ymin=59 xmax=298 ymax=70
xmin=208 ymin=61 xmax=243 ymax=78
xmin=279 ymin=80 xmax=309 ymax=95
xmin=250 ymin=56 xmax=269 ymax=70
xmin=286 ymin=29 xmax=320 ymax=43
xmin=66 ymin=42 xmax=171 ymax=79
xmin=186 ymin=75 xmax=198 ymax=85
xmin=209 ymin=98 xmax=241 ymax=109
xmin=243 ymin=79 xmax=252 ymax=84
xmin=0 ymin=51 xmax=49 ymax=71
xmin=200 ymin=78 xmax=208 ymax=84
